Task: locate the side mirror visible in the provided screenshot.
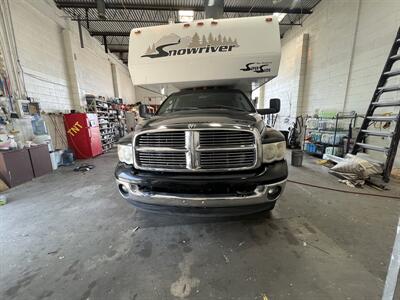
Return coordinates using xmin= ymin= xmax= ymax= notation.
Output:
xmin=257 ymin=98 xmax=281 ymax=115
xmin=139 ymin=104 xmax=154 ymax=118
xmin=270 ymin=98 xmax=281 ymax=113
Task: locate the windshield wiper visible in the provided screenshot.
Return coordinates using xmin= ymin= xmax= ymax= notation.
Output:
xmin=167 ymin=106 xmax=248 ymax=112
xmin=171 ymin=107 xmax=199 ymax=112
xmin=206 ymin=105 xmax=248 ymax=112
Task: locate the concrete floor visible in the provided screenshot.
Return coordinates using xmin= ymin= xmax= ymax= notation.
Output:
xmin=0 ymin=150 xmax=399 ymax=300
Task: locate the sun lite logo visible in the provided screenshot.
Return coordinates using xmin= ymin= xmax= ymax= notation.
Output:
xmin=141 ymin=33 xmax=239 ymax=59
xmin=240 ymin=62 xmax=272 ymax=73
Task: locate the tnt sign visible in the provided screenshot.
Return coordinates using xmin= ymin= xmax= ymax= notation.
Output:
xmin=67 ymin=121 xmax=83 ymax=136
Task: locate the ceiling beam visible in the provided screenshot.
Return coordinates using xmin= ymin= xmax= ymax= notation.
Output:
xmin=91 ymin=21 xmax=300 ymax=37
xmin=71 ymin=18 xmax=168 ymax=24
xmin=91 ymin=24 xmax=299 ymax=38
xmin=104 ymin=43 xmax=128 ymax=46
xmin=55 ymin=1 xmax=313 ymax=14
xmin=91 ymin=31 xmax=130 ymax=36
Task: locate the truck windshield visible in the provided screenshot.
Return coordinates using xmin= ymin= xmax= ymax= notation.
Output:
xmin=156 ymin=90 xmax=256 ymax=115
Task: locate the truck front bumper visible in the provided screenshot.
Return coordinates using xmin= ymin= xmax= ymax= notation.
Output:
xmin=115 ymin=160 xmax=288 ymax=211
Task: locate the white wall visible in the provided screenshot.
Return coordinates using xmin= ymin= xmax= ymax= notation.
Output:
xmin=115 ymin=65 xmax=136 ymax=102
xmin=9 ymin=0 xmax=136 ymax=112
xmin=264 ymin=0 xmax=400 ymax=167
xmin=265 ymin=0 xmax=400 ymax=119
xmin=11 ymin=0 xmax=71 ymax=111
xmin=134 ymin=86 xmax=166 ymax=105
xmin=263 ymin=33 xmax=309 ymax=128
xmin=345 ymin=0 xmax=400 ymax=113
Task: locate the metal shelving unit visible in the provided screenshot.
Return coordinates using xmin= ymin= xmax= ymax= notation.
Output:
xmin=303 ymin=112 xmax=357 ymax=157
xmin=85 ymin=95 xmax=123 ymax=152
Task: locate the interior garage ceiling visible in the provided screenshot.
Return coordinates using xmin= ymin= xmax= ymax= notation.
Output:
xmin=55 ymin=0 xmax=321 ymax=64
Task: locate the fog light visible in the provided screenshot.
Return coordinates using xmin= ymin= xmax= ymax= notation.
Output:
xmin=266 ymin=186 xmax=281 ymax=200
xmin=119 ymin=184 xmax=129 ymax=196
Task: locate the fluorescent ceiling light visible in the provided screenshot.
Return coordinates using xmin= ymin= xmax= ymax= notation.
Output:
xmin=179 ymin=10 xmax=194 ymax=22
xmin=273 ymin=12 xmax=287 ymax=22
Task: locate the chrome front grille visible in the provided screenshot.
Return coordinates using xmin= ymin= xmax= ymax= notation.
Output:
xmin=136 ymin=151 xmax=186 ymax=169
xmin=199 ymin=149 xmax=256 ymax=169
xmin=199 ymin=130 xmax=255 ymax=147
xmin=134 ymin=129 xmax=258 ymax=172
xmin=137 ymin=132 xmax=185 ymax=148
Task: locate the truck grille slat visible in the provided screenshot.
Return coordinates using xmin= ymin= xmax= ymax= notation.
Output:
xmin=200 ymin=157 xmax=255 ymax=161
xmin=138 ymin=153 xmax=185 ymax=157
xmin=135 ymin=129 xmax=257 ymax=171
xmin=200 ymin=151 xmax=255 ymax=156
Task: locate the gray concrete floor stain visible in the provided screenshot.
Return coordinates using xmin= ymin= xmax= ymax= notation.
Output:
xmin=0 ymin=150 xmax=399 ymax=299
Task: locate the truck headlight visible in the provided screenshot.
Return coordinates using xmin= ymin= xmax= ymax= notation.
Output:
xmin=262 ymin=141 xmax=286 ymax=163
xmin=117 ymin=144 xmax=133 ymax=165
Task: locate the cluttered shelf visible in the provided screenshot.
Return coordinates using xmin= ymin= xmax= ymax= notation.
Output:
xmin=303 ymin=112 xmax=357 ymax=158
xmin=307 ymin=129 xmax=349 ymax=133
xmin=85 ymin=95 xmax=126 ymax=151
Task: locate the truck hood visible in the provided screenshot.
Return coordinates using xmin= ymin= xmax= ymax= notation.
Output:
xmin=140 ymin=109 xmax=265 ymax=132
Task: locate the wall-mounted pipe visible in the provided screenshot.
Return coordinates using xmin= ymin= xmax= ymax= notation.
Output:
xmin=77 ymin=15 xmax=84 ymax=48
xmin=103 ymin=35 xmax=108 ymax=53
xmin=96 ymin=0 xmax=106 ymax=20
xmin=85 ymin=8 xmax=89 ymax=29
xmin=204 ymin=0 xmax=224 ymax=19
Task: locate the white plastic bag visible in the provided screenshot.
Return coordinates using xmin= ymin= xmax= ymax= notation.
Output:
xmin=330 ymin=156 xmax=383 ymax=180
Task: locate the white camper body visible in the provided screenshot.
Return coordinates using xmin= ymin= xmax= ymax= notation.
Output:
xmin=128 ymin=16 xmax=281 ymax=91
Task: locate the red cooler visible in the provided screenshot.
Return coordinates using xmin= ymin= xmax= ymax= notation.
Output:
xmin=64 ymin=113 xmax=103 ymax=159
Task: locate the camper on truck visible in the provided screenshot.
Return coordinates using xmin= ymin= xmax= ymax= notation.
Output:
xmin=115 ymin=16 xmax=288 ymax=215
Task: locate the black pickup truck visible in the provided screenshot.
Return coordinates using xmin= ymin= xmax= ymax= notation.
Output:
xmin=115 ymin=88 xmax=287 ymax=215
